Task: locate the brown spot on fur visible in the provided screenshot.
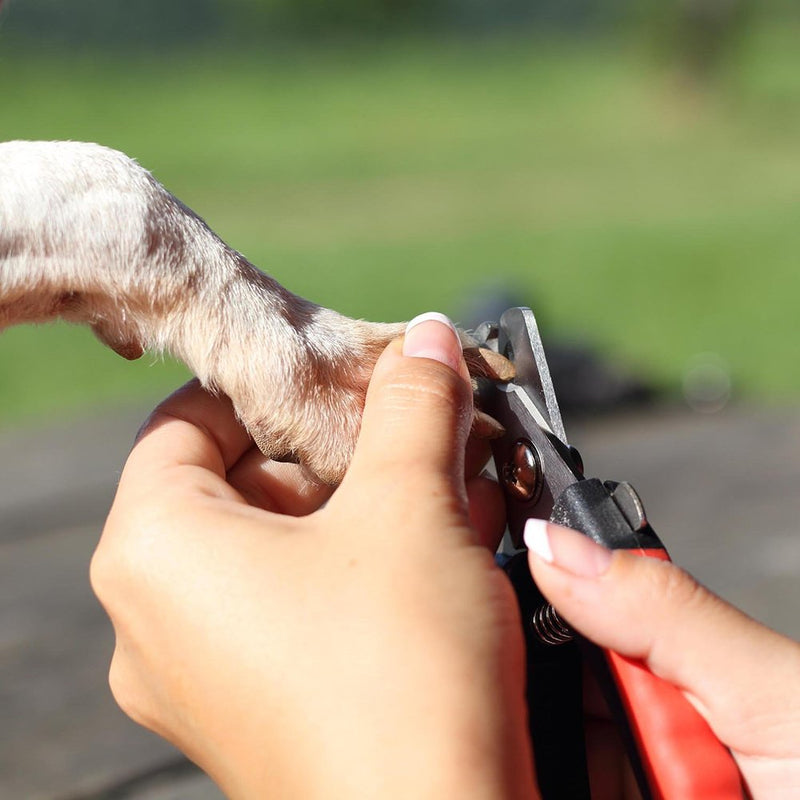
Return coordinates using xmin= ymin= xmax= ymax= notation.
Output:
xmin=145 ymin=191 xmax=187 ymax=263
xmin=0 ymin=231 xmax=24 ymax=260
xmin=55 ymin=291 xmax=83 ymax=314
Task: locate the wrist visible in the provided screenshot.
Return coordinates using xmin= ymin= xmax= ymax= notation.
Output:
xmin=209 ymin=691 xmax=535 ymax=800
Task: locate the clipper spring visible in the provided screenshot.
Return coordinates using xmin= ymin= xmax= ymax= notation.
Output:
xmin=531 ymin=603 xmax=574 ymax=646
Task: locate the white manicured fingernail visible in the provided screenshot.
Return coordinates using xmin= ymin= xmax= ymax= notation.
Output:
xmin=403 ymin=312 xmax=462 ymax=372
xmin=524 ymin=518 xmax=554 ymax=563
xmin=525 ymin=518 xmax=614 ymax=577
xmin=405 ymin=312 xmax=460 ymax=339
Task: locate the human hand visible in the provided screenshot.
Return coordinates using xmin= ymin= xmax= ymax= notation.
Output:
xmin=91 ymin=314 xmax=537 ymax=800
xmin=525 ymin=519 xmax=800 ymax=800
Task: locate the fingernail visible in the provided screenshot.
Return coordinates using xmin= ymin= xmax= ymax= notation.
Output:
xmin=524 ymin=519 xmax=613 ymax=578
xmin=403 ymin=312 xmax=463 ymax=373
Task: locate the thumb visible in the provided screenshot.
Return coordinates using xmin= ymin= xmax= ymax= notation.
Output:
xmin=345 ymin=312 xmax=473 ymax=490
xmin=524 ymin=520 xmax=800 ymax=766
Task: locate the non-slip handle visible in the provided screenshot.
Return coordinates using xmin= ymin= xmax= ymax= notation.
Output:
xmin=598 ymin=548 xmax=745 ymax=800
xmin=549 ymin=480 xmax=745 ymax=799
xmin=605 ymin=649 xmax=744 ymax=799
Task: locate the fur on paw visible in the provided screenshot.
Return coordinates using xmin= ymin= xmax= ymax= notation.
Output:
xmin=238 ymin=322 xmax=514 ymax=485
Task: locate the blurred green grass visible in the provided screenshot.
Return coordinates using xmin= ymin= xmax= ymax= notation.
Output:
xmin=1 ymin=27 xmax=799 ymax=426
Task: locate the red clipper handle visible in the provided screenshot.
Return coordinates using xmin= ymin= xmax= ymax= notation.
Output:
xmin=602 ymin=548 xmax=744 ymax=800
xmin=548 ymin=479 xmax=746 ymax=798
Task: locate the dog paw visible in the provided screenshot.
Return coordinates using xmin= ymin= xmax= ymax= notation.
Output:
xmin=228 ymin=316 xmax=513 ymax=485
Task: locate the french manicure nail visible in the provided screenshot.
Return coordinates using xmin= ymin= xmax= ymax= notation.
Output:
xmin=523 ymin=518 xmax=554 ymax=563
xmin=403 ymin=312 xmax=462 ymax=372
xmin=524 ymin=518 xmax=613 ymax=578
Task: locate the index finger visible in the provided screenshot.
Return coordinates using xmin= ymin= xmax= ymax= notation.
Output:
xmin=129 ymin=380 xmax=253 ymax=481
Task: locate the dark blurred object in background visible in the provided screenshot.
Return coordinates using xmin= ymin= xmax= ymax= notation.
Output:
xmin=673 ymin=0 xmax=752 ymax=79
xmin=457 ymin=283 xmax=655 ymax=419
xmin=545 ymin=340 xmax=654 ymax=417
xmin=644 ymin=0 xmax=755 ymax=82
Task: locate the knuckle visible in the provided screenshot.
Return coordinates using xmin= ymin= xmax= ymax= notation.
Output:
xmin=647 ymin=558 xmax=707 ymax=613
xmin=89 ymin=516 xmax=128 ymax=607
xmin=108 ymin=650 xmax=150 ymax=729
xmin=91 ymin=503 xmax=165 ymax=608
xmin=108 ymin=651 xmax=135 ymax=717
xmin=377 ymin=360 xmax=471 ymax=416
xmin=88 ymin=541 xmax=113 ymax=603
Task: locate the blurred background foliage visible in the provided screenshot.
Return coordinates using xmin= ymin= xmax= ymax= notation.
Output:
xmin=0 ymin=0 xmax=798 ymax=426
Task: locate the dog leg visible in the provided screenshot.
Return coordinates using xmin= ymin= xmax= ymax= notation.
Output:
xmin=0 ymin=141 xmax=508 ymax=483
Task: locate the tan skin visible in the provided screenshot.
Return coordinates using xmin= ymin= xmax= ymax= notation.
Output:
xmin=91 ymin=318 xmax=800 ymax=799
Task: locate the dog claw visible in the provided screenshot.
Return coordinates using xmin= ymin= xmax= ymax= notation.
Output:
xmin=465 ymin=347 xmax=515 ymax=382
xmin=472 ymin=409 xmax=506 ymax=439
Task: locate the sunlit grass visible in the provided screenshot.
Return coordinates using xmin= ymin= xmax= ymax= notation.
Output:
xmin=1 ymin=27 xmax=799 ymax=427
